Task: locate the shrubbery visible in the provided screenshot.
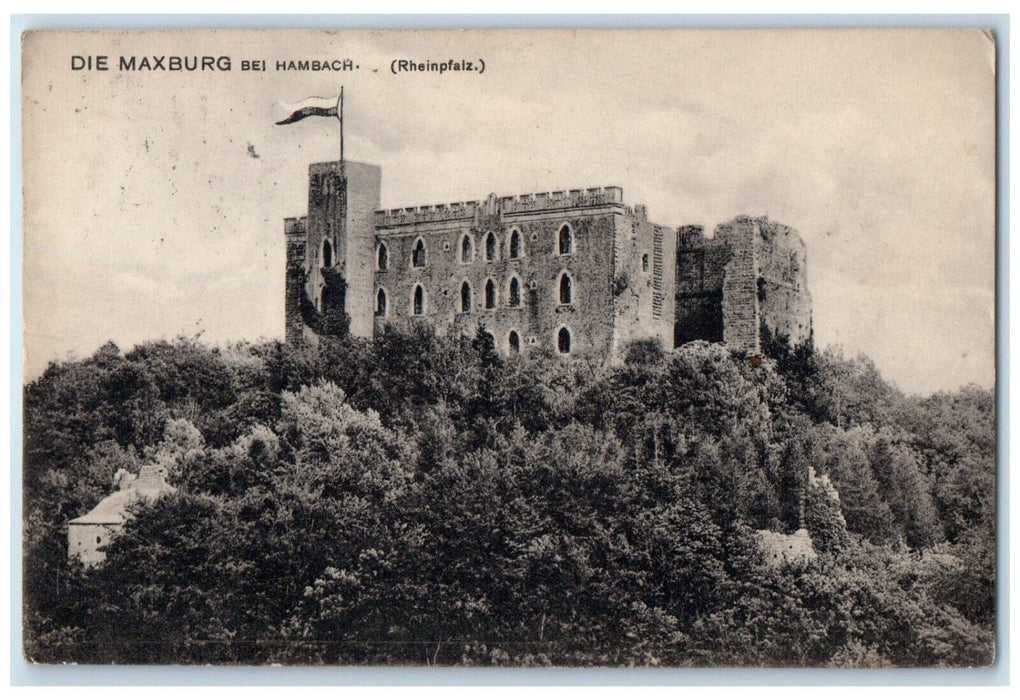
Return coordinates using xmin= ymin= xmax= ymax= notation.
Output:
xmin=22 ymin=328 xmax=995 ymax=665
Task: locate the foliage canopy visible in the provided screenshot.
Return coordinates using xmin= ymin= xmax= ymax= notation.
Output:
xmin=23 ymin=330 xmax=995 ymax=666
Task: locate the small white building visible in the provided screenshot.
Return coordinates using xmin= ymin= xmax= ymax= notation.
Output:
xmin=67 ymin=465 xmax=175 ymax=565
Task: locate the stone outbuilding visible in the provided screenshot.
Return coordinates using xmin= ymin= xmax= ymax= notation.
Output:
xmin=67 ymin=465 xmax=175 ymax=566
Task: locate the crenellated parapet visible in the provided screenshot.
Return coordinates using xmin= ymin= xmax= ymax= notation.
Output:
xmin=499 ymin=186 xmax=624 ymax=214
xmin=284 ymin=216 xmax=308 ymax=235
xmin=375 ymin=201 xmax=480 ymax=227
xmin=373 ymin=186 xmax=628 ymax=228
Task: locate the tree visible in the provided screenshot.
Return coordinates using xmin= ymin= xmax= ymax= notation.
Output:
xmin=803 ymin=468 xmax=851 ymax=554
xmin=869 ymin=432 xmax=943 ymax=549
xmin=812 ymin=425 xmax=896 ymax=543
xmin=21 ymin=331 xmax=994 ymax=667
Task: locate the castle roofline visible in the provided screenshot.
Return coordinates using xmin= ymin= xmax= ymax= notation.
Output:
xmin=374 ymin=186 xmax=628 ymax=228
xmin=308 ymin=159 xmax=379 ymax=175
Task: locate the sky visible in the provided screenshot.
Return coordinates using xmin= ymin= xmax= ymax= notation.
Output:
xmin=21 ymin=29 xmax=996 ymax=394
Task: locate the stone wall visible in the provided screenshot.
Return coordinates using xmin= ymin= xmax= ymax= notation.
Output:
xmin=754 ymin=219 xmax=812 ymax=347
xmin=284 ymin=217 xmax=308 ymax=346
xmin=342 ymin=161 xmax=383 ymax=338
xmin=674 ymin=225 xmax=727 ymax=347
xmin=755 ymin=528 xmax=817 ymax=570
xmin=612 ymin=212 xmax=676 ymax=359
xmin=674 ymin=216 xmax=812 ymax=355
xmin=717 ymin=218 xmax=763 ymax=354
xmin=67 ymin=523 xmax=118 ymax=566
xmin=374 ymin=198 xmax=622 ymax=362
xmin=304 ymin=162 xmax=345 ymax=316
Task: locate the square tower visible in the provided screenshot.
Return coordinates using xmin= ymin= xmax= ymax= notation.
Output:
xmin=284 ymin=160 xmax=381 ymax=343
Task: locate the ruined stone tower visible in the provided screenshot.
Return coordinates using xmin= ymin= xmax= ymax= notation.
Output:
xmin=675 ymin=216 xmax=812 ymax=355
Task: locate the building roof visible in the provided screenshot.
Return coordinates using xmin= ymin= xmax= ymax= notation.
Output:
xmin=68 ymin=466 xmax=176 ymax=526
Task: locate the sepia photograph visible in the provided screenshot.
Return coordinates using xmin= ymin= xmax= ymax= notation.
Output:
xmin=19 ymin=27 xmax=997 ymax=668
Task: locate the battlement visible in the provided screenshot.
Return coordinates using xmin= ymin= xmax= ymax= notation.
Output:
xmin=375 ymin=201 xmax=480 ymax=227
xmin=499 ymin=186 xmax=624 ymax=214
xmin=373 ymin=186 xmax=627 ymax=228
xmin=284 ymin=216 xmax=308 ymax=235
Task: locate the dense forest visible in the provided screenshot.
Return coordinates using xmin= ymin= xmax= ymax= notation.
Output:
xmin=23 ymin=324 xmax=995 ymax=666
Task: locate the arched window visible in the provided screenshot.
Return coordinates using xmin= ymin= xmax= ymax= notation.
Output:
xmin=559 ymin=272 xmax=572 ymax=305
xmin=485 ymin=232 xmax=498 ymax=262
xmin=377 ymin=243 xmax=388 ymax=271
xmin=509 ymin=229 xmax=522 ymax=259
xmin=461 ymin=234 xmax=473 ymax=263
xmin=413 ymin=285 xmax=425 ymax=316
xmin=508 ymin=276 xmax=521 ymax=307
xmin=412 ymin=238 xmax=427 ymax=268
xmin=485 ymin=279 xmax=497 ymax=309
xmin=508 ymin=331 xmax=521 ymax=354
xmin=557 ymin=327 xmax=572 ymax=354
xmin=460 ymin=281 xmax=472 ymax=312
xmin=558 ymin=224 xmax=573 ymax=255
xmin=376 ymin=288 xmax=387 ymax=316
xmin=322 ymin=239 xmax=333 ymax=268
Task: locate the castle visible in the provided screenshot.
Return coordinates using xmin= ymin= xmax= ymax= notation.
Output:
xmin=284 ymin=160 xmax=812 ymax=361
xmin=67 ymin=161 xmax=813 ymax=565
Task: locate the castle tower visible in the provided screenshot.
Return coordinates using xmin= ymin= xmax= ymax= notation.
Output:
xmin=674 ymin=216 xmax=812 ymax=355
xmin=284 ymin=160 xmax=382 ymax=343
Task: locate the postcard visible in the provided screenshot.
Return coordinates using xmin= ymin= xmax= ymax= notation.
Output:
xmin=20 ymin=28 xmax=997 ymax=667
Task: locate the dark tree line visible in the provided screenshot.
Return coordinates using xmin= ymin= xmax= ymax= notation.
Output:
xmin=23 ymin=326 xmax=995 ymax=665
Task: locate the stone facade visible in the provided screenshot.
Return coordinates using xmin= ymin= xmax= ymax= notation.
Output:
xmin=67 ymin=466 xmax=175 ymax=565
xmin=675 ymin=216 xmax=812 ymax=356
xmin=285 ymin=160 xmax=811 ymax=363
xmin=754 ymin=528 xmax=817 ymax=571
